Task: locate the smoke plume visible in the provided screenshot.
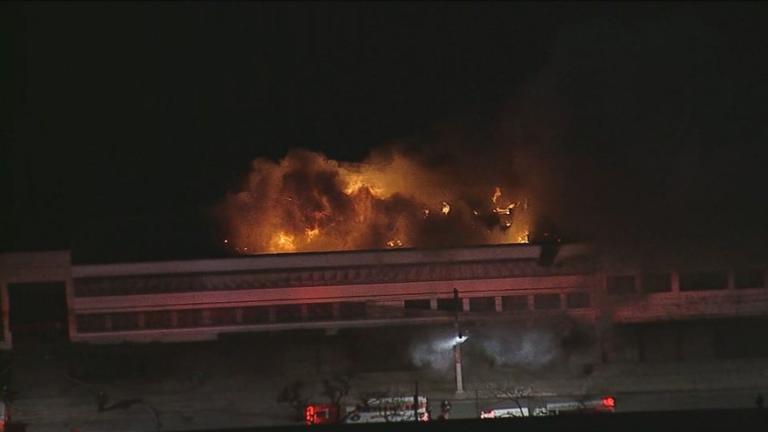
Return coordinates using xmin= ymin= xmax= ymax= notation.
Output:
xmin=409 ymin=336 xmax=455 ymax=370
xmin=406 ymin=320 xmax=596 ymax=372
xmin=476 ymin=328 xmax=562 ymax=369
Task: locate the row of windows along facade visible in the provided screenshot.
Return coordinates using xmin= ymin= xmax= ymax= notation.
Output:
xmin=75 ymin=291 xmax=592 ymax=334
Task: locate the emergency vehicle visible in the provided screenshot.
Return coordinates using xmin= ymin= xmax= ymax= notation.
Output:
xmin=480 ymin=395 xmax=615 ymax=419
xmin=0 ymin=400 xmax=9 ymax=432
xmin=305 ymin=396 xmax=430 ymax=425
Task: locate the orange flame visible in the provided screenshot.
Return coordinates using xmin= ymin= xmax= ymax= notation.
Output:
xmin=491 ymin=186 xmax=502 ymax=204
xmin=269 ymin=232 xmax=296 ymax=252
xmin=219 ymin=150 xmax=531 ymax=254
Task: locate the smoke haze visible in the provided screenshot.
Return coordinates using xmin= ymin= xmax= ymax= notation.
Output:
xmin=407 ymin=321 xmax=594 ymax=371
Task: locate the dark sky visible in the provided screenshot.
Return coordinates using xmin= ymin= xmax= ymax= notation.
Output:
xmin=3 ymin=2 xmax=768 ymax=262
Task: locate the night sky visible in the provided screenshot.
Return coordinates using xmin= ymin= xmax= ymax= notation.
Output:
xmin=3 ymin=2 xmax=768 ymax=263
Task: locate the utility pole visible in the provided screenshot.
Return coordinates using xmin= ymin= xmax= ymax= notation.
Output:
xmin=453 ymin=288 xmax=464 ymax=394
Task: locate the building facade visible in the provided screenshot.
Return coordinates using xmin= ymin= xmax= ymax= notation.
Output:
xmin=1 ymin=243 xmax=767 ymax=359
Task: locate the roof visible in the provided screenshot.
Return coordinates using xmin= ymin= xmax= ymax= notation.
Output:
xmin=72 ymin=243 xmax=592 ymax=278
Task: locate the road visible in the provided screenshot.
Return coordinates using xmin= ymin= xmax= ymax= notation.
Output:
xmin=446 ymin=387 xmax=768 ymax=420
xmin=8 ymin=336 xmax=768 ymax=431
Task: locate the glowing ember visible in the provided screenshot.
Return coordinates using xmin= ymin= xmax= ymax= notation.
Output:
xmin=305 ymin=227 xmax=320 ymax=241
xmin=441 ymin=201 xmax=451 ymax=215
xmin=218 ymin=149 xmax=532 ymax=254
xmin=493 ymin=203 xmax=516 ymax=215
xmin=491 ymin=186 xmax=502 ymax=204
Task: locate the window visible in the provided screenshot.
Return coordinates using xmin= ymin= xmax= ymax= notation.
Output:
xmin=469 ymin=297 xmax=496 ymax=312
xmin=209 ymin=308 xmax=238 ymax=326
xmin=502 ymin=295 xmax=528 ymax=311
xmin=534 ymin=293 xmax=561 ymax=310
xmin=566 ymin=292 xmax=590 ymax=309
xmin=735 ymin=268 xmax=765 ymax=289
xmin=607 ymin=275 xmax=636 ymax=295
xmin=274 ymin=304 xmax=303 ymax=322
xmin=110 ymin=312 xmax=139 ymax=331
xmin=176 ymin=309 xmax=205 ymax=328
xmin=339 ymin=302 xmax=366 ymax=319
xmin=242 ymin=306 xmax=271 ymax=324
xmin=437 ymin=298 xmax=461 ymax=312
xmin=680 ymin=271 xmax=727 ymax=291
xmin=404 ymin=299 xmax=431 ymax=310
xmin=642 ymin=273 xmax=671 ymax=293
xmin=76 ymin=314 xmax=107 ymax=333
xmin=307 ymin=303 xmax=334 ymax=321
xmin=144 ymin=310 xmax=172 ymax=329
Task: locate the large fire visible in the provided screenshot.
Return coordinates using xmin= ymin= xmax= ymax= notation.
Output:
xmin=218 ymin=149 xmax=530 ymax=254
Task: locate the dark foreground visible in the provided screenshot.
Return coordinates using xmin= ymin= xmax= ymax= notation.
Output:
xmin=168 ymin=409 xmax=768 ymax=432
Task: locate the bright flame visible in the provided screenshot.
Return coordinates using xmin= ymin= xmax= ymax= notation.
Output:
xmin=441 ymin=201 xmax=451 ymax=215
xmin=269 ymin=232 xmax=296 ymax=252
xmin=494 ymin=203 xmax=516 ymax=215
xmin=343 ymin=174 xmax=385 ymax=197
xmin=219 ymin=150 xmax=532 ymax=254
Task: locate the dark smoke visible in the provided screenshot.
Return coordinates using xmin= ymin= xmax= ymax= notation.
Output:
xmin=218 ymin=11 xmax=768 ymax=255
xmin=396 ymin=13 xmax=768 ymax=252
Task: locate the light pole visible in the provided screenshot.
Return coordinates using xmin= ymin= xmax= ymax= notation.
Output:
xmin=453 ymin=288 xmax=465 ymax=394
xmin=454 ymin=331 xmax=464 ymax=394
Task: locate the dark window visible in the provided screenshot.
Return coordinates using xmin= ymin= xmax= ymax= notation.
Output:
xmin=76 ymin=314 xmax=107 ymax=333
xmin=437 ymin=298 xmax=461 ymax=312
xmin=110 ymin=312 xmax=139 ymax=331
xmin=274 ymin=304 xmax=303 ymax=322
xmin=502 ymin=295 xmax=528 ymax=311
xmin=176 ymin=309 xmax=204 ymax=328
xmin=735 ymin=268 xmax=765 ymax=289
xmin=534 ymin=293 xmax=561 ymax=310
xmin=566 ymin=292 xmax=591 ymax=309
xmin=404 ymin=299 xmax=431 ymax=310
xmin=339 ymin=302 xmax=366 ymax=319
xmin=307 ymin=303 xmax=334 ymax=321
xmin=642 ymin=273 xmax=671 ymax=293
xmin=607 ymin=276 xmax=636 ymax=295
xmin=242 ymin=306 xmax=271 ymax=324
xmin=209 ymin=308 xmax=238 ymax=326
xmin=680 ymin=271 xmax=727 ymax=291
xmin=144 ymin=311 xmax=172 ymax=329
xmin=469 ymin=297 xmax=496 ymax=312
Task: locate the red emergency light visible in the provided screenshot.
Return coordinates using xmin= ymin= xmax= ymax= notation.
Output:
xmin=305 ymin=405 xmax=316 ymax=425
xmin=601 ymin=396 xmax=616 ymax=409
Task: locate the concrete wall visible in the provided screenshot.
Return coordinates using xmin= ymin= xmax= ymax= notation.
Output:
xmin=0 ymin=251 xmax=73 ymax=349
